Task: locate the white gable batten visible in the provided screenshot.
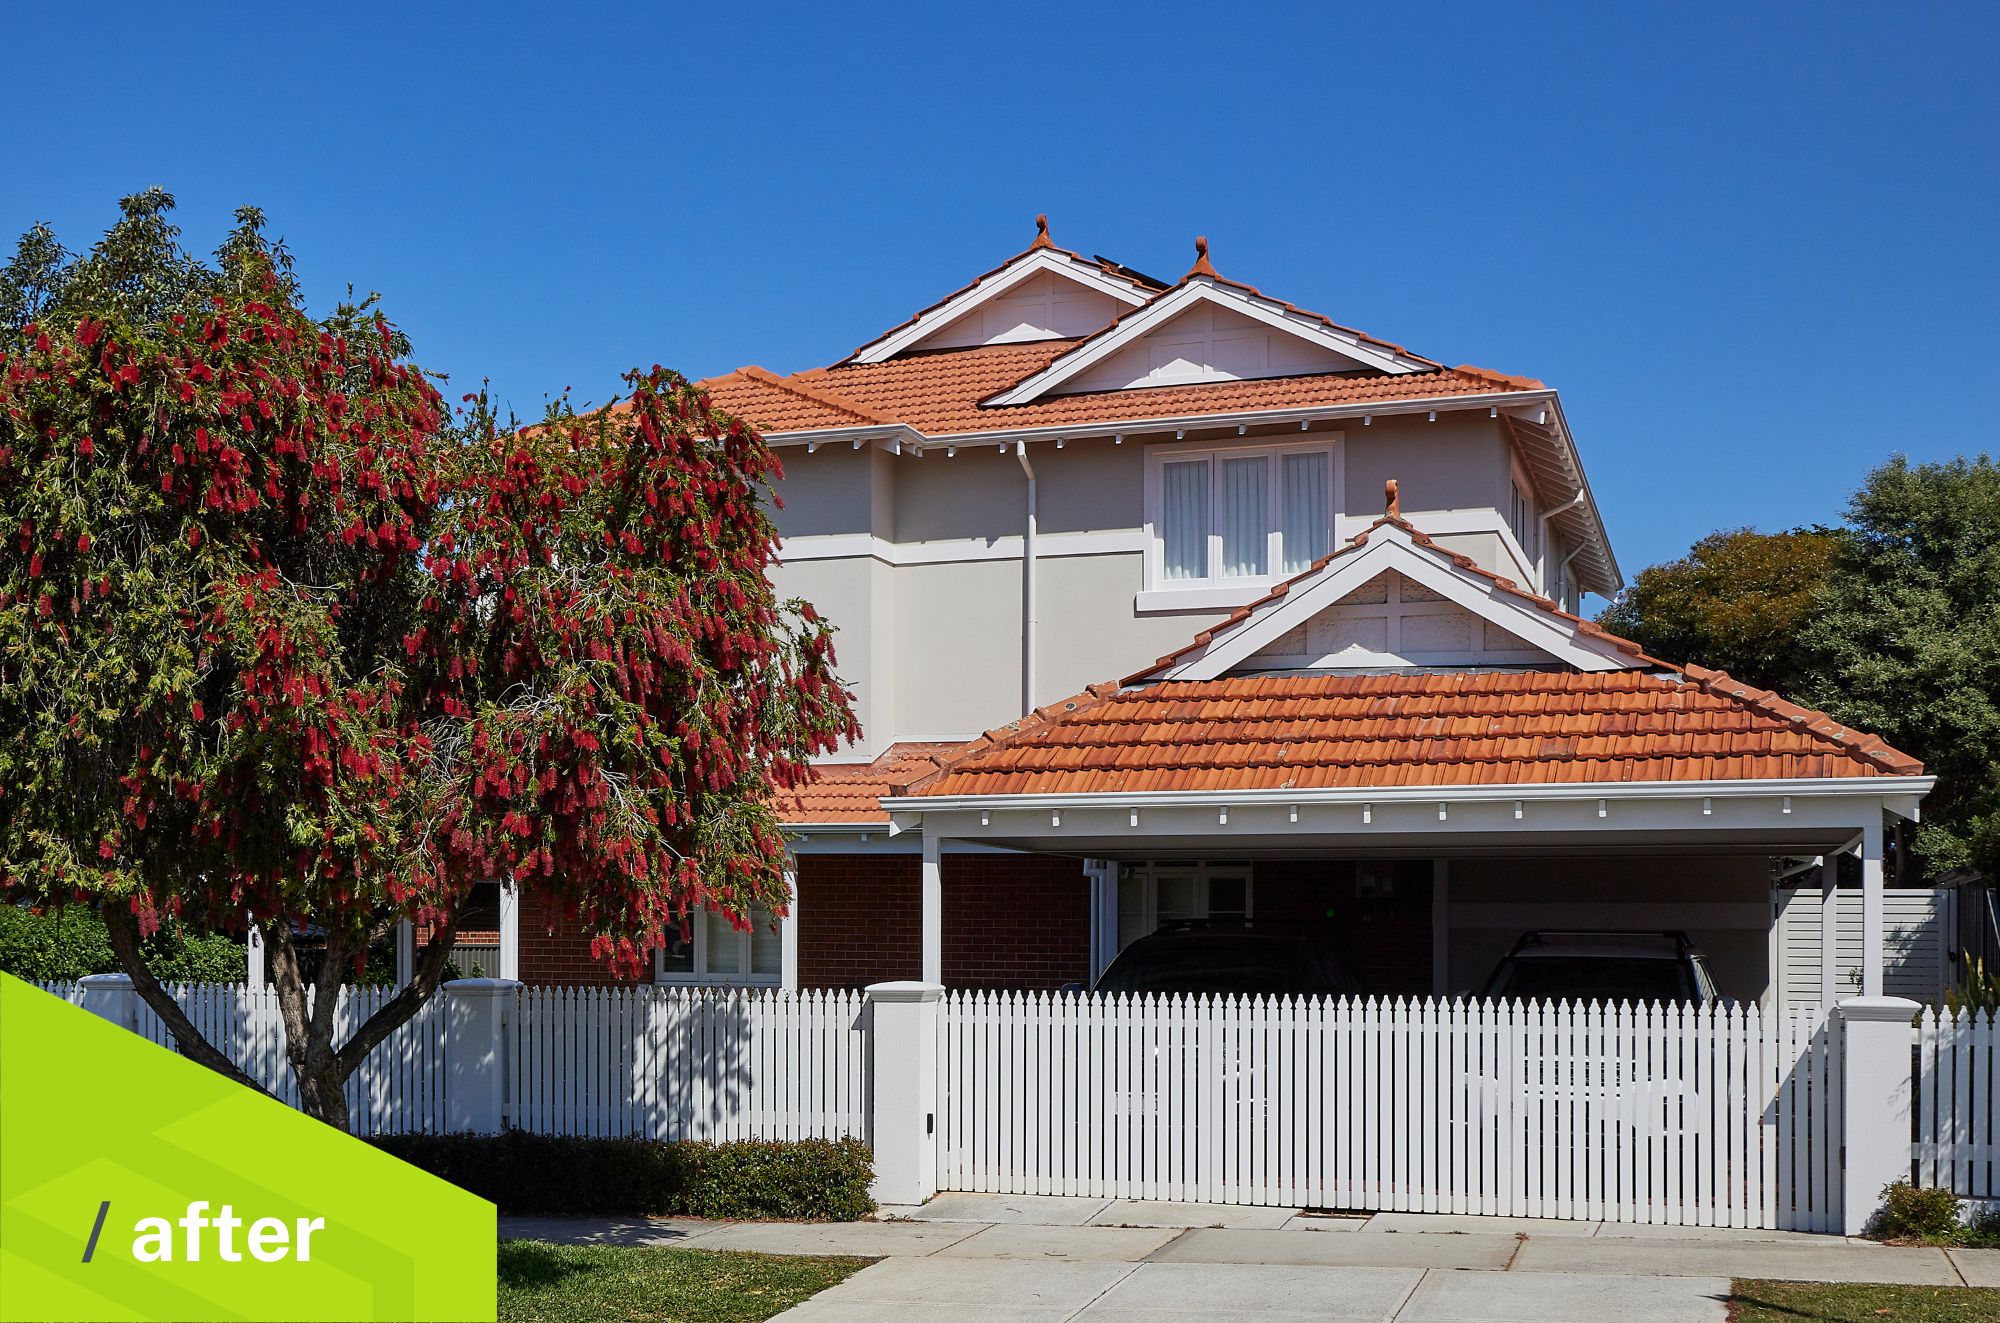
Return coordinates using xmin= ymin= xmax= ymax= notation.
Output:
xmin=846 ymin=248 xmax=1153 ymax=364
xmin=984 ymin=279 xmax=1433 ymax=406
xmin=1160 ymin=520 xmax=1641 ymax=681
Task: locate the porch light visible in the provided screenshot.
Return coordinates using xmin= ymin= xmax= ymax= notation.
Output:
xmin=1513 ymin=800 xmax=1524 ymax=820
xmin=1055 ymin=437 xmax=1065 ymax=449
xmin=1114 ymin=434 xmax=1124 ymax=444
xmin=980 ymin=811 xmax=990 ymax=827
xmin=947 ymin=446 xmax=957 ymax=458
xmin=1437 ymin=803 xmax=1448 ymax=821
xmin=852 ymin=438 xmax=864 ymax=449
xmin=807 ymin=441 xmax=819 ymax=453
xmin=1051 ymin=810 xmax=1061 ymax=827
xmin=1427 ymin=411 xmax=1437 ymax=422
xmin=1363 ymin=803 xmax=1373 ymax=824
xmin=1702 ymin=797 xmax=1713 ymax=816
xmin=1783 ymin=796 xmax=1793 ymax=814
xmin=859 ymin=832 xmax=870 ymax=842
xmin=1129 ymin=809 xmax=1140 ymax=827
xmin=1300 ymin=420 xmax=1309 ymax=430
xmin=1237 ymin=424 xmax=1247 ymax=435
xmin=1490 ymin=406 xmax=1499 ymax=418
xmin=1597 ymin=799 xmax=1607 ymax=818
xmin=1363 ymin=415 xmax=1373 ymax=426
xmin=1288 ymin=804 xmax=1299 ymax=823
xmin=1175 ymin=430 xmax=1185 ymax=440
xmin=1218 ymin=807 xmax=1229 ymax=825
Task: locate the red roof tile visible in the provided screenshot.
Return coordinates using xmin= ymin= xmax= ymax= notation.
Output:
xmin=894 ymin=671 xmax=1923 ymax=799
xmin=777 ymin=742 xmax=968 ymax=824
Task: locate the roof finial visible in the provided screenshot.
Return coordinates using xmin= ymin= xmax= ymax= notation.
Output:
xmin=1385 ymin=478 xmax=1401 ymax=517
xmin=1187 ymin=234 xmax=1218 ymax=278
xmin=1030 ymin=213 xmax=1054 ymax=250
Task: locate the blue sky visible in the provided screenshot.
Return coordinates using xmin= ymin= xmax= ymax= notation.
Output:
xmin=6 ymin=1 xmax=1994 ymax=582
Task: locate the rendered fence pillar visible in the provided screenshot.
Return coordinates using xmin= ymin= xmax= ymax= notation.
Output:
xmin=75 ymin=972 xmax=138 ymax=1031
xmin=1837 ymin=994 xmax=1920 ymax=1235
xmin=443 ymin=978 xmax=519 ymax=1134
xmin=866 ymin=980 xmax=943 ymax=1206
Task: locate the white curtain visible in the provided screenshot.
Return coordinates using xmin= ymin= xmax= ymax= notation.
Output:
xmin=1161 ymin=459 xmax=1210 ymax=580
xmin=1281 ymin=451 xmax=1329 ymax=572
xmin=1220 ymin=455 xmax=1268 ymax=578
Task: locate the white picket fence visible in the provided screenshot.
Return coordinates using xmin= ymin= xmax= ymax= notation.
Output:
xmin=509 ymin=986 xmax=870 ymax=1142
xmin=938 ymin=993 xmax=1845 ymax=1230
xmin=1916 ymin=1006 xmax=2000 ymax=1198
xmin=34 ymin=979 xmax=868 ymax=1144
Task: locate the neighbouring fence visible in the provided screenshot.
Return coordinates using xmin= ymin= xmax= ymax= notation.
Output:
xmin=1916 ymin=1006 xmax=2000 ymax=1199
xmin=938 ymin=992 xmax=1844 ymax=1231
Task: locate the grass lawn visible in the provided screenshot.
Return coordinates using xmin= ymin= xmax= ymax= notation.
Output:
xmin=1730 ymin=1279 xmax=2000 ymax=1322
xmin=498 ymin=1240 xmax=872 ymax=1323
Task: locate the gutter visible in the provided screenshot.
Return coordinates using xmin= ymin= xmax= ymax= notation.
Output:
xmin=884 ymin=775 xmax=1937 ymax=817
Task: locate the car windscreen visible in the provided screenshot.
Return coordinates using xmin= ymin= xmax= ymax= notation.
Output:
xmin=1484 ymin=955 xmax=1696 ymax=1004
xmin=1097 ymin=938 xmax=1311 ymax=995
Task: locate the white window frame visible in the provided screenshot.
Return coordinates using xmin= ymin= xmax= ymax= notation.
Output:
xmin=652 ymin=906 xmax=786 ymax=987
xmin=1142 ymin=433 xmax=1345 ymax=608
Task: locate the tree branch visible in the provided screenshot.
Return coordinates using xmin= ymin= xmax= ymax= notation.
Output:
xmin=103 ymin=903 xmax=269 ymax=1097
xmin=335 ymin=913 xmax=461 ymax=1077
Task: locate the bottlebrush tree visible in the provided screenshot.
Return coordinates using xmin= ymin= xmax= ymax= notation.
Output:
xmin=0 ymin=192 xmax=856 ymax=1127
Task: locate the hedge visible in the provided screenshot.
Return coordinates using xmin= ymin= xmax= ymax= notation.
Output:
xmin=0 ymin=903 xmax=245 ymax=982
xmin=368 ymin=1132 xmax=875 ymax=1221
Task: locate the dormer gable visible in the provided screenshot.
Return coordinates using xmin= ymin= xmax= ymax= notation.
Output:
xmin=984 ymin=240 xmax=1439 ymax=406
xmin=1132 ymin=501 xmax=1657 ymax=683
xmin=844 ymin=216 xmax=1159 ymax=365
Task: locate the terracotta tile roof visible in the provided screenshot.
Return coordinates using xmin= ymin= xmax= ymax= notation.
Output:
xmin=1126 ymin=513 xmax=1660 ymax=685
xmin=700 ymin=343 xmax=1531 ymax=441
xmin=777 ymin=742 xmax=969 ymax=824
xmin=894 ymin=670 xmax=1924 ymax=800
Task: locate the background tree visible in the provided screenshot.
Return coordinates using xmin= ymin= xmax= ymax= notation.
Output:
xmin=1801 ymin=456 xmax=2000 ymax=880
xmin=0 ymin=193 xmax=857 ymax=1126
xmin=1596 ymin=526 xmax=1841 ymax=695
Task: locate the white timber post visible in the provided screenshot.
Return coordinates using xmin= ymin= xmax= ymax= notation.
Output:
xmin=781 ymin=864 xmax=801 ymax=991
xmin=921 ymin=832 xmax=943 ymax=985
xmin=442 ymin=977 xmax=518 ymax=1134
xmin=395 ymin=919 xmax=416 ymax=990
xmin=76 ymin=972 xmax=138 ymax=1031
xmin=865 ymin=980 xmax=944 ymax=1205
xmin=1085 ymin=858 xmax=1118 ymax=984
xmin=498 ymin=878 xmax=520 ymax=983
xmin=1837 ymin=994 xmax=1920 ymax=1235
xmin=245 ymin=924 xmax=265 ymax=988
xmin=1861 ymin=819 xmax=1886 ymax=998
xmin=1821 ymin=857 xmax=1838 ymax=1006
xmin=1431 ymin=858 xmax=1451 ymax=996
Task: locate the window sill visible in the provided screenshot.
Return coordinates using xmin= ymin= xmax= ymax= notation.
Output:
xmin=652 ymin=975 xmax=783 ymax=988
xmin=1134 ymin=583 xmax=1285 ymax=613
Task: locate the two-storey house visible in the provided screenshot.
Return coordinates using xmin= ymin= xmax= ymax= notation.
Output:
xmin=499 ymin=218 xmax=1931 ymax=1005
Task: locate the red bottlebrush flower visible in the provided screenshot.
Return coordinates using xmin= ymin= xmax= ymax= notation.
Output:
xmin=76 ymin=533 xmax=91 ymax=552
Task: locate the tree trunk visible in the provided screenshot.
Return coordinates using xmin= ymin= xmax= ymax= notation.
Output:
xmin=103 ymin=904 xmax=269 ymax=1097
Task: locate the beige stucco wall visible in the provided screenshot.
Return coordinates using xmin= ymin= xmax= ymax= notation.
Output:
xmin=1446 ymin=855 xmax=1773 ymax=1003
xmin=767 ymin=414 xmax=1552 ymax=751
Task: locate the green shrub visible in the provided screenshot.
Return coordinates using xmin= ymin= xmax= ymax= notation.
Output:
xmin=1872 ymin=1182 xmax=1965 ymax=1241
xmin=369 ymin=1132 xmax=874 ymax=1221
xmin=0 ymin=904 xmax=246 ymax=982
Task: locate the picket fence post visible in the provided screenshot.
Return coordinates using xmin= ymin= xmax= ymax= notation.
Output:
xmin=866 ymin=981 xmax=943 ymax=1206
xmin=443 ymin=978 xmax=520 ymax=1134
xmin=76 ymin=972 xmax=140 ymax=1031
xmin=1837 ymin=995 xmax=1920 ymax=1235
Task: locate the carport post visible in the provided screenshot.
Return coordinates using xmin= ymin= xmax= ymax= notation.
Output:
xmin=1861 ymin=820 xmax=1885 ymax=998
xmin=921 ymin=830 xmax=943 ymax=985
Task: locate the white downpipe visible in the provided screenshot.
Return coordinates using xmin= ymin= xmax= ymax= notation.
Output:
xmin=1016 ymin=440 xmax=1037 ymax=715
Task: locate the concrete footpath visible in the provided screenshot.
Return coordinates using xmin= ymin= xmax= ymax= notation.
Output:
xmin=500 ymin=1193 xmax=2000 ymax=1322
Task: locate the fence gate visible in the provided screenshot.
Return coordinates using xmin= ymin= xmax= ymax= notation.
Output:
xmin=937 ymin=992 xmax=1842 ymax=1230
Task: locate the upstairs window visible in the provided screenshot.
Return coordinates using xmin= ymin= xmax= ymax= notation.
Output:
xmin=1149 ymin=440 xmax=1338 ymax=591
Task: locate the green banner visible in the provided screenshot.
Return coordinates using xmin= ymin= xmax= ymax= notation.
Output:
xmin=0 ymin=974 xmax=494 ymax=1321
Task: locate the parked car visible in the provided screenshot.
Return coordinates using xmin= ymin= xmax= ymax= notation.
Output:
xmin=1092 ymin=919 xmax=1362 ymax=997
xmin=1479 ymin=929 xmax=1720 ymax=1004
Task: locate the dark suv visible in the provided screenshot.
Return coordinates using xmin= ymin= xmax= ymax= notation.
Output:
xmin=1480 ymin=930 xmax=1720 ymax=1004
xmin=1093 ymin=919 xmax=1362 ymax=997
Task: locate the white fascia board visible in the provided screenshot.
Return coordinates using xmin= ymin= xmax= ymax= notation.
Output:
xmin=847 ymin=250 xmax=1152 ymax=365
xmin=886 ymin=776 xmax=1935 ymax=817
xmin=1543 ymin=392 xmax=1621 ymax=592
xmin=986 ymin=280 xmax=1424 ymax=407
xmin=1166 ymin=524 xmax=1631 ymax=680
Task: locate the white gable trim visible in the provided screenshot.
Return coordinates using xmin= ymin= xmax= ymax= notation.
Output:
xmin=1161 ymin=523 xmax=1639 ymax=680
xmin=985 ymin=279 xmax=1430 ymax=406
xmin=848 ymin=249 xmax=1153 ymax=365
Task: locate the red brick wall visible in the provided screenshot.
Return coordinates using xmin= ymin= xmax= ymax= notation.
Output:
xmin=797 ymin=851 xmax=1092 ymax=991
xmin=517 ymin=891 xmax=652 ymax=986
xmin=517 ymin=851 xmax=1094 ymax=990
